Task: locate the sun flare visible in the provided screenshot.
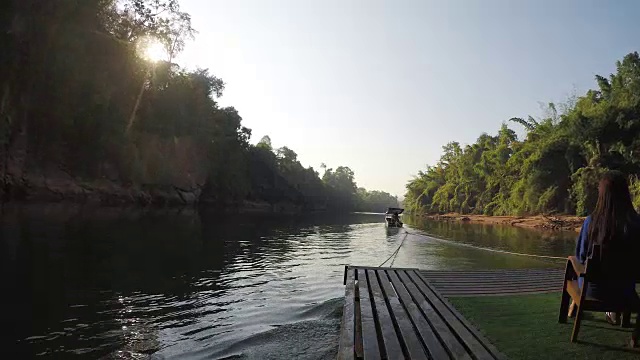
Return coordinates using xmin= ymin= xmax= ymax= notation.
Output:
xmin=139 ymin=37 xmax=167 ymax=62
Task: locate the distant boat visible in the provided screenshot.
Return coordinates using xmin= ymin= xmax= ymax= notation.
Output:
xmin=385 ymin=207 xmax=404 ymax=227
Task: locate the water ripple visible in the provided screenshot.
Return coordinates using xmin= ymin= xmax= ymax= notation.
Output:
xmin=2 ymin=210 xmax=574 ymax=359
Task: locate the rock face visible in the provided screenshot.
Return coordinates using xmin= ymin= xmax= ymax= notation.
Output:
xmin=2 ymin=169 xmax=203 ymax=206
xmin=1 ymin=130 xmax=205 ymax=206
xmin=1 ymin=134 xmax=309 ymax=213
xmin=1 ymin=155 xmax=200 ymax=207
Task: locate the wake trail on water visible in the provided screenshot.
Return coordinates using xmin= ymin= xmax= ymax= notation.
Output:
xmin=189 ymin=298 xmax=344 ymax=360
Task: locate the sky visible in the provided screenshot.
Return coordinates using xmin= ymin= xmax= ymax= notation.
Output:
xmin=176 ymin=0 xmax=640 ymax=196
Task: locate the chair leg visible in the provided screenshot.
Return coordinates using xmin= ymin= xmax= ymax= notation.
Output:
xmin=622 ymin=311 xmax=632 ymax=328
xmin=559 ymin=285 xmax=571 ymax=323
xmin=571 ymin=308 xmax=583 ymax=343
xmin=632 ymin=313 xmax=640 ymax=347
xmin=559 ymin=261 xmax=573 ymax=323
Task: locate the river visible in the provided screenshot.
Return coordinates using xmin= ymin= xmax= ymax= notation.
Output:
xmin=1 ymin=205 xmax=576 ymax=359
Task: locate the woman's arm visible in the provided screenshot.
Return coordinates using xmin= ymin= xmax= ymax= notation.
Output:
xmin=575 ymin=216 xmax=591 ymax=263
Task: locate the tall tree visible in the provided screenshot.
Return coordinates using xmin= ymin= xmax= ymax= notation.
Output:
xmin=405 ymin=52 xmax=640 ymax=216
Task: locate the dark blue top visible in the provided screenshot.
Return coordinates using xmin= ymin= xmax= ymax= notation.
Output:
xmin=575 ymin=216 xmax=592 ymax=265
xmin=575 ymin=215 xmax=637 ymax=300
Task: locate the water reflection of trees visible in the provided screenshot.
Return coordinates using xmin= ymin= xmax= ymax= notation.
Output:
xmin=2 ymin=205 xmax=208 ymax=357
xmin=1 ymin=205 xmax=382 ymax=357
xmin=407 ymin=216 xmax=575 ymax=257
xmin=419 ymin=241 xmax=557 ymax=270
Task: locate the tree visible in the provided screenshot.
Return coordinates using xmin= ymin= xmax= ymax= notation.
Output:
xmin=0 ymin=0 xmax=395 ymax=211
xmin=257 ymin=135 xmax=272 ymax=151
xmin=405 ymin=52 xmax=640 ymax=216
xmin=322 ymin=166 xmax=358 ymax=210
xmin=356 ymin=188 xmax=399 ymax=212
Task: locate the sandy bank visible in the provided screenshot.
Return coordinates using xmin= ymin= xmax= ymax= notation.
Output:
xmin=422 ymin=213 xmax=585 ymax=232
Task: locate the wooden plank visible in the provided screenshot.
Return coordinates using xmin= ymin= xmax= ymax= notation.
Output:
xmin=421 ymin=268 xmax=563 ymax=274
xmin=420 ymin=276 xmax=560 ymax=282
xmin=420 ymin=270 xmax=563 ymax=278
xmin=386 ymin=270 xmax=452 ymax=360
xmin=355 ymin=293 xmax=363 ymax=359
xmin=426 ymin=282 xmax=563 ymax=289
xmin=433 ymin=287 xmax=562 ymax=294
xmin=367 ymin=269 xmax=404 ymax=360
xmin=424 ymin=275 xmax=564 ymax=282
xmin=444 ymin=291 xmax=559 ymax=298
xmin=422 ymin=272 xmax=564 ymax=279
xmin=420 ymin=270 xmax=563 ymax=276
xmin=415 ymin=271 xmax=507 ymax=360
xmin=378 ymin=270 xmax=428 ymax=359
xmin=396 ymin=270 xmax=471 ymax=360
xmin=344 ymin=265 xmax=348 ymax=285
xmin=418 ymin=267 xmax=563 ymax=275
xmin=350 ymin=265 xmax=421 ymax=272
xmin=436 ymin=288 xmax=560 ymax=294
xmin=427 ymin=280 xmax=562 ymax=289
xmin=410 ymin=270 xmax=505 ymax=360
xmin=339 ymin=268 xmax=356 ymax=360
xmin=422 ymin=277 xmax=563 ymax=284
xmin=438 ymin=289 xmax=562 ymax=294
xmin=406 ymin=271 xmax=496 ymax=360
xmin=427 ymin=282 xmax=563 ymax=288
xmin=433 ymin=284 xmax=562 ymax=293
xmin=358 ymin=269 xmax=381 ymax=360
xmin=420 ymin=273 xmax=563 ymax=281
xmin=434 ymin=282 xmax=563 ymax=290
xmin=426 ymin=278 xmax=563 ymax=286
xmin=421 ymin=268 xmax=563 ymax=273
xmin=436 ymin=288 xmax=561 ymax=296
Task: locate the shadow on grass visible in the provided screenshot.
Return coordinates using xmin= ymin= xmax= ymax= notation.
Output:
xmin=582 ymin=323 xmax=634 ymax=333
xmin=575 ymin=339 xmax=638 ymax=354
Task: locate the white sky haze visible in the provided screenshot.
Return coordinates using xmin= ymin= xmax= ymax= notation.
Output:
xmin=177 ymin=0 xmax=640 ymax=196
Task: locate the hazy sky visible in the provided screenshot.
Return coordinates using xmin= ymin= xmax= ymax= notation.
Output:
xmin=177 ymin=0 xmax=640 ymax=196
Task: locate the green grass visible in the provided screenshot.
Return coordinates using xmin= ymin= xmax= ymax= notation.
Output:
xmin=449 ymin=293 xmax=640 ymax=360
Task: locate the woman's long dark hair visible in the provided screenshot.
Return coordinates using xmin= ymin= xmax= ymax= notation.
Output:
xmin=588 ymin=171 xmax=637 ymax=253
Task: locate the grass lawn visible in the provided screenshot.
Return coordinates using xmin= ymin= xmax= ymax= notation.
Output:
xmin=449 ymin=292 xmax=640 ymax=360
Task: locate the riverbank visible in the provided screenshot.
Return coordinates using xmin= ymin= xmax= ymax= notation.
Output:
xmin=1 ymin=170 xmax=311 ymax=213
xmin=420 ymin=213 xmax=585 ymax=232
xmin=2 ymin=173 xmax=202 ymax=206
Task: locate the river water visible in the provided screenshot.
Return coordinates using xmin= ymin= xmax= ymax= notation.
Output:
xmin=1 ymin=205 xmax=576 ymax=359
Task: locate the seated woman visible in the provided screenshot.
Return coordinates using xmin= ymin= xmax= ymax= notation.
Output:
xmin=575 ymin=171 xmax=640 ymax=346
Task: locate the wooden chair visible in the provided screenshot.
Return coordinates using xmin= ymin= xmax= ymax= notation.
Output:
xmin=558 ymin=244 xmax=640 ymax=342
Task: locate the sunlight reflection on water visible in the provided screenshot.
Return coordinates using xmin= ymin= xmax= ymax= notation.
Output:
xmin=1 ymin=206 xmax=574 ymax=358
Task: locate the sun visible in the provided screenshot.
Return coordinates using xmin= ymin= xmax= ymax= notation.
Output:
xmin=138 ymin=36 xmax=168 ymax=62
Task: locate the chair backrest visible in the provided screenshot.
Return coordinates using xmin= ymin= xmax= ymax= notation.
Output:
xmin=584 ymin=242 xmax=638 ymax=285
xmin=583 ymin=244 xmax=601 ymax=282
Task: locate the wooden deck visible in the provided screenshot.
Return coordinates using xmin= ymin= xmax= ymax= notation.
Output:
xmin=338 ymin=266 xmax=506 ymax=360
xmin=420 ymin=268 xmax=564 ymax=297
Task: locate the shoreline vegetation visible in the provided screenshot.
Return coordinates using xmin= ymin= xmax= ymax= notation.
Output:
xmin=1 ymin=1 xmax=397 ymax=213
xmin=404 ymin=52 xmax=640 ymax=221
xmin=417 ymin=213 xmax=585 ymax=232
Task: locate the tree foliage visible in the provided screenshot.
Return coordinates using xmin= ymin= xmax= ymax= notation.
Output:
xmin=405 ymin=52 xmax=640 ymax=216
xmin=356 ymin=188 xmax=399 ymax=212
xmin=0 ymin=1 xmax=391 ymax=210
